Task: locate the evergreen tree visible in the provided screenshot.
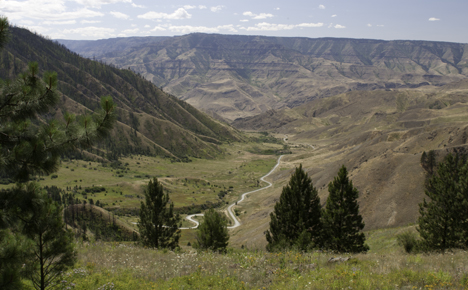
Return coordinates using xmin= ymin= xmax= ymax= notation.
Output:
xmin=421 ymin=151 xmax=428 ymax=169
xmin=265 ymin=164 xmax=323 ymax=252
xmin=427 ymin=150 xmax=437 ymax=176
xmin=421 ymin=150 xmax=437 ymax=176
xmin=138 ymin=178 xmax=181 ymax=249
xmin=22 ymin=188 xmax=76 ymax=290
xmin=0 ymin=186 xmax=35 ymax=290
xmin=0 ymin=17 xmax=116 ymax=288
xmin=323 ymin=165 xmax=368 ymax=253
xmin=418 ymin=153 xmax=468 ymax=250
xmin=195 ymin=208 xmax=229 ymax=253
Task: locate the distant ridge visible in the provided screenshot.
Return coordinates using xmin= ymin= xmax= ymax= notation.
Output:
xmin=58 ymin=33 xmax=468 ymax=121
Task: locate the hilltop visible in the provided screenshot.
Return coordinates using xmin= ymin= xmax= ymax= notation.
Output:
xmin=58 ymin=34 xmax=468 ymax=121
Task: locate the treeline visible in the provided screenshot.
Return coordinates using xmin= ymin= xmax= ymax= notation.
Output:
xmin=175 ymin=200 xmax=224 ymax=215
xmin=41 ymin=186 xmax=136 ymax=241
xmin=64 ymin=204 xmax=137 ymax=242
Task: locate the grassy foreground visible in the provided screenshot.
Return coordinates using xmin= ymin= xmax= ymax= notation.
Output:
xmin=24 ymin=227 xmax=468 ymax=290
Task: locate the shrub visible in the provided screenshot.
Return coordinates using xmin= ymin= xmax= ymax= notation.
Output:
xmin=397 ymin=231 xmax=420 ymax=253
xmin=194 ymin=209 xmax=229 ymax=253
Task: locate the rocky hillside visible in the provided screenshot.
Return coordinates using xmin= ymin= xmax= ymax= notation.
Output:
xmin=58 ymin=34 xmax=468 ymax=121
xmin=1 ymin=28 xmax=243 ymax=160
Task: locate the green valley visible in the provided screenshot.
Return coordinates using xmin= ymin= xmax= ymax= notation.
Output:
xmin=2 ymin=15 xmax=468 ymax=290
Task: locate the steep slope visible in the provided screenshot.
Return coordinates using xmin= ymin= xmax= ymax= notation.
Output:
xmin=58 ymin=34 xmax=468 ymax=121
xmin=1 ymin=28 xmax=243 ymax=159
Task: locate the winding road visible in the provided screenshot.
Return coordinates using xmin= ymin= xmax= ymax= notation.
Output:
xmin=180 ymin=155 xmax=284 ymax=230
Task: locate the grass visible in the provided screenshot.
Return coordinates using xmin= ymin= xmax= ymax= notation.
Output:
xmin=25 ymin=229 xmax=468 ymax=290
xmin=0 ymin=142 xmax=280 ymax=244
xmin=0 ymin=142 xmax=278 ymax=215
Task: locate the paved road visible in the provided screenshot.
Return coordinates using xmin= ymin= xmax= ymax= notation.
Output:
xmin=181 ymin=155 xmax=284 ymax=230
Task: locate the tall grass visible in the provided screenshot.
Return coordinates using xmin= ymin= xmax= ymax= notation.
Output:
xmin=31 ymin=241 xmax=468 ymax=289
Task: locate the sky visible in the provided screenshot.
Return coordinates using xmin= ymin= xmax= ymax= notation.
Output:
xmin=1 ymin=0 xmax=467 ymax=43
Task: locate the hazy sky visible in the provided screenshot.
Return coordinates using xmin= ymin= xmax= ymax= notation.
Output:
xmin=1 ymin=0 xmax=467 ymax=43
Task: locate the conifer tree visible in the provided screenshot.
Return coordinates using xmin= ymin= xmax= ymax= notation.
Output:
xmin=0 ymin=186 xmax=35 ymax=290
xmin=323 ymin=165 xmax=368 ymax=253
xmin=0 ymin=17 xmax=116 ymax=288
xmin=418 ymin=153 xmax=468 ymax=250
xmin=194 ymin=208 xmax=229 ymax=253
xmin=22 ymin=186 xmax=76 ymax=290
xmin=427 ymin=150 xmax=437 ymax=176
xmin=138 ymin=178 xmax=181 ymax=249
xmin=421 ymin=151 xmax=428 ymax=169
xmin=265 ymin=164 xmax=323 ymax=252
xmin=421 ymin=150 xmax=437 ymax=176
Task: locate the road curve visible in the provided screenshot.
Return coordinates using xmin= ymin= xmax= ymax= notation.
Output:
xmin=179 ymin=213 xmax=204 ymax=230
xmin=182 ymin=155 xmax=284 ymax=230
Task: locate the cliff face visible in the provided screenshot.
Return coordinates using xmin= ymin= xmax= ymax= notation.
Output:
xmin=58 ymin=34 xmax=468 ymax=121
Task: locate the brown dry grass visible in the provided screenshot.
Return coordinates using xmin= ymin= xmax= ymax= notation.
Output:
xmin=229 ymin=86 xmax=468 ymax=247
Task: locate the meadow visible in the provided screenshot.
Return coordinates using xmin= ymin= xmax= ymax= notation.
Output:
xmin=25 ymin=225 xmax=468 ymax=290
xmin=8 ymin=135 xmax=468 ymax=289
xmin=0 ymin=139 xmax=283 ymax=244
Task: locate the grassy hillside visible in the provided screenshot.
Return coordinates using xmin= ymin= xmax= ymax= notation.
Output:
xmin=58 ymin=34 xmax=468 ymax=121
xmin=1 ymin=27 xmax=243 ymax=160
xmin=228 ymin=81 xmax=468 ymax=247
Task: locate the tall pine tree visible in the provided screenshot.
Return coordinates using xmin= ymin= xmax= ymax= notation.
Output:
xmin=138 ymin=178 xmax=181 ymax=249
xmin=323 ymin=165 xmax=368 ymax=253
xmin=0 ymin=17 xmax=116 ymax=289
xmin=266 ymin=164 xmax=323 ymax=252
xmin=22 ymin=186 xmax=76 ymax=290
xmin=418 ymin=153 xmax=468 ymax=251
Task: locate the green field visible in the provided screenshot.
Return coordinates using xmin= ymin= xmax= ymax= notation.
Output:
xmin=0 ymin=141 xmax=282 ymax=242
xmin=1 ymin=142 xmax=280 ymax=210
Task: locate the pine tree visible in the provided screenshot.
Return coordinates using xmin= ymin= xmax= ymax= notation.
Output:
xmin=0 ymin=187 xmax=34 ymax=290
xmin=195 ymin=208 xmax=229 ymax=253
xmin=421 ymin=151 xmax=428 ymax=169
xmin=323 ymin=165 xmax=368 ymax=253
xmin=418 ymin=153 xmax=468 ymax=251
xmin=427 ymin=150 xmax=437 ymax=176
xmin=265 ymin=164 xmax=323 ymax=252
xmin=421 ymin=150 xmax=437 ymax=176
xmin=22 ymin=187 xmax=76 ymax=290
xmin=138 ymin=178 xmax=181 ymax=249
xmin=0 ymin=17 xmax=116 ymax=288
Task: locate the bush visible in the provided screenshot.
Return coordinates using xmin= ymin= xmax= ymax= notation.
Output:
xmin=194 ymin=209 xmax=229 ymax=253
xmin=0 ymin=178 xmax=13 ymax=185
xmin=397 ymin=231 xmax=420 ymax=253
xmin=84 ymin=186 xmax=106 ymax=193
